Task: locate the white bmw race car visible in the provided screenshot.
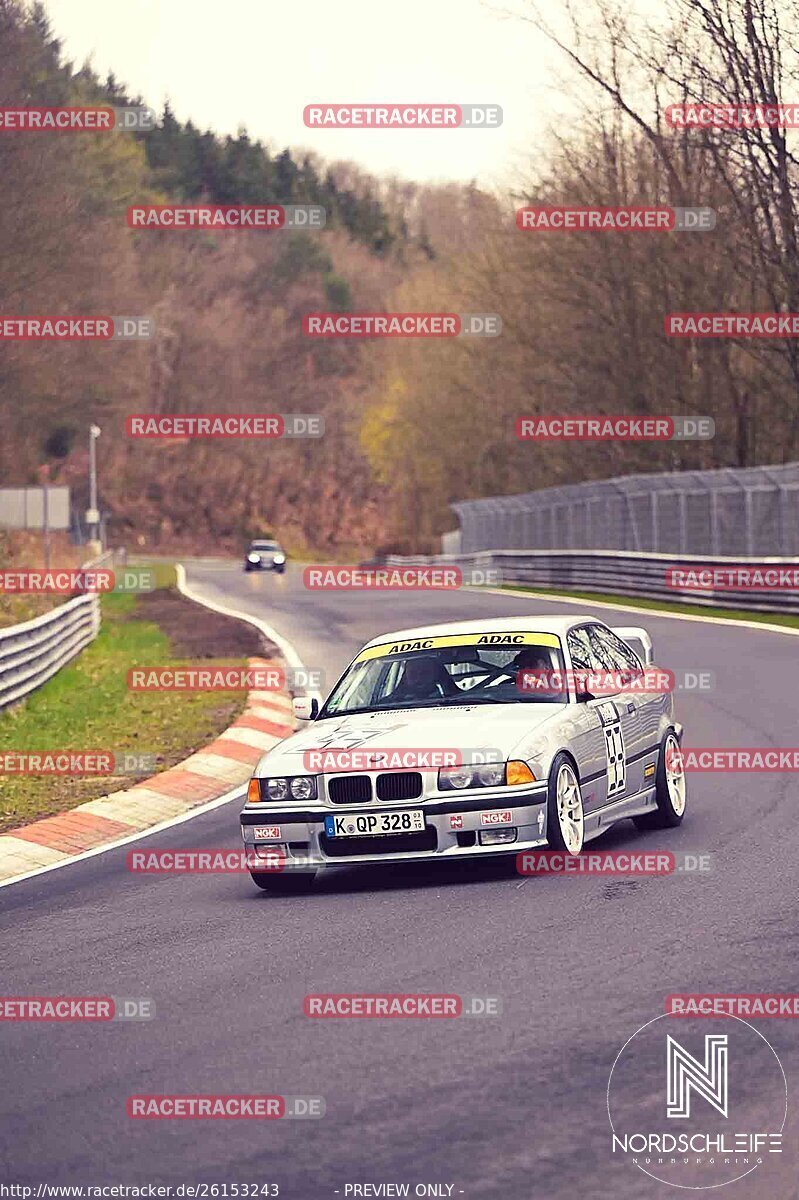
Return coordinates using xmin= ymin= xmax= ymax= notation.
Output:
xmin=240 ymin=615 xmax=686 ymax=890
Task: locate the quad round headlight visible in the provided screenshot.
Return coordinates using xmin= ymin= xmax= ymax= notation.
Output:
xmin=438 ymin=763 xmax=507 ymax=790
xmin=290 ymin=775 xmax=316 ymax=800
xmin=264 ymin=776 xmax=317 ymax=801
xmin=440 ymin=766 xmax=473 ymax=789
xmin=476 ymin=763 xmax=505 ymax=788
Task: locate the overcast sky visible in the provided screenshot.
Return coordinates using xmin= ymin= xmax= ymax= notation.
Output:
xmin=46 ymin=0 xmax=579 ymax=188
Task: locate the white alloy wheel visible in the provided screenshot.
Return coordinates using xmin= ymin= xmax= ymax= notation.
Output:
xmin=664 ymin=732 xmax=686 ymax=816
xmin=556 ymin=762 xmax=584 ymax=853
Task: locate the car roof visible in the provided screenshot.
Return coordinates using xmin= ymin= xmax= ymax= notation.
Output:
xmin=361 ymin=614 xmax=599 ymax=649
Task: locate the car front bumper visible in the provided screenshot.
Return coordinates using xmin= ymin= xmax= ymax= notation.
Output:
xmin=240 ymin=785 xmax=549 ymax=870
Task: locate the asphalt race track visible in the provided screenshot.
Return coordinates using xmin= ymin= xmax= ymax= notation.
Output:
xmin=2 ymin=561 xmax=798 ymax=1198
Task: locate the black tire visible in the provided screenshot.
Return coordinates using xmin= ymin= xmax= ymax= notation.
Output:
xmin=633 ymin=729 xmax=686 ymax=830
xmin=250 ymin=871 xmax=316 ymax=893
xmin=546 ymin=752 xmax=585 ymax=853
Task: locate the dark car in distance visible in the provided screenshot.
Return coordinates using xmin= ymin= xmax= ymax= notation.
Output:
xmin=244 ymin=539 xmax=286 ymax=574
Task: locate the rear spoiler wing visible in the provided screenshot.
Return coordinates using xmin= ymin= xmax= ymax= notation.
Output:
xmin=612 ymin=626 xmax=654 ymax=667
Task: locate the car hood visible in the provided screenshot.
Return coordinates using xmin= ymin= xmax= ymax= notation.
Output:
xmin=256 ymin=702 xmax=566 ymax=775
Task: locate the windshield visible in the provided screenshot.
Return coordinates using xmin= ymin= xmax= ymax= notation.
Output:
xmin=251 ymin=541 xmax=280 ymax=552
xmin=319 ymin=634 xmax=568 ymax=717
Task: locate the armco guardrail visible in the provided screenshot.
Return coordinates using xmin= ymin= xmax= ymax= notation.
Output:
xmin=0 ymin=550 xmax=114 ymax=711
xmin=384 ymin=550 xmax=799 ymax=615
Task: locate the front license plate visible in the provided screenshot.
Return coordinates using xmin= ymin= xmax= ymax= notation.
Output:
xmin=325 ymin=811 xmax=425 ymax=838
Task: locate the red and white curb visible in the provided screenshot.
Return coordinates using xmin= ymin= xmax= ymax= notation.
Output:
xmin=0 ymin=569 xmax=300 ymax=886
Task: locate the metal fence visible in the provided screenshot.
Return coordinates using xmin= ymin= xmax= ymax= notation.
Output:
xmin=452 ymin=463 xmax=799 ymax=556
xmin=0 ymin=551 xmax=113 ymax=711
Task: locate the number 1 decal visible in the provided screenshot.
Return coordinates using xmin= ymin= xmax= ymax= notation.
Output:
xmin=596 ymin=702 xmax=626 ymax=797
xmin=604 ymin=720 xmax=626 ymax=796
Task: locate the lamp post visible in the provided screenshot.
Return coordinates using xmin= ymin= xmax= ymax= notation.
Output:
xmin=38 ymin=462 xmax=51 ymax=570
xmin=88 ymin=424 xmax=102 ymax=551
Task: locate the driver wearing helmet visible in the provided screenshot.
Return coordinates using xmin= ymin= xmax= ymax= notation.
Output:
xmin=388 ymin=656 xmax=456 ymax=703
xmin=512 ymin=645 xmax=558 ymax=696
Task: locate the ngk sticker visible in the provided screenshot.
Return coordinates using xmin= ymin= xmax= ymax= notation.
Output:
xmin=481 ymin=811 xmax=512 ymax=825
xmin=253 ymin=826 xmax=281 ymax=839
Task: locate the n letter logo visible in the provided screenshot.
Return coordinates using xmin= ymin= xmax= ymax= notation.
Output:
xmin=666 ymin=1034 xmax=728 ymax=1119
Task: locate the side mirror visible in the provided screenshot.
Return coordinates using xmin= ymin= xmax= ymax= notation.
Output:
xmin=292 ymin=695 xmax=319 ymax=721
xmin=612 ymin=626 xmax=654 ymax=667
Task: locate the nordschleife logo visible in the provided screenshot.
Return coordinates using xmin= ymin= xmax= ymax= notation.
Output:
xmin=607 ymin=1013 xmax=786 ymax=1189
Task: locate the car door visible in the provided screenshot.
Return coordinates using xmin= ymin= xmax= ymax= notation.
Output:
xmin=596 ymin=624 xmax=667 ymax=786
xmin=571 ymin=623 xmax=637 ymax=806
xmin=564 ymin=626 xmax=615 ymax=814
xmin=585 ymin=623 xmax=647 ymax=799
